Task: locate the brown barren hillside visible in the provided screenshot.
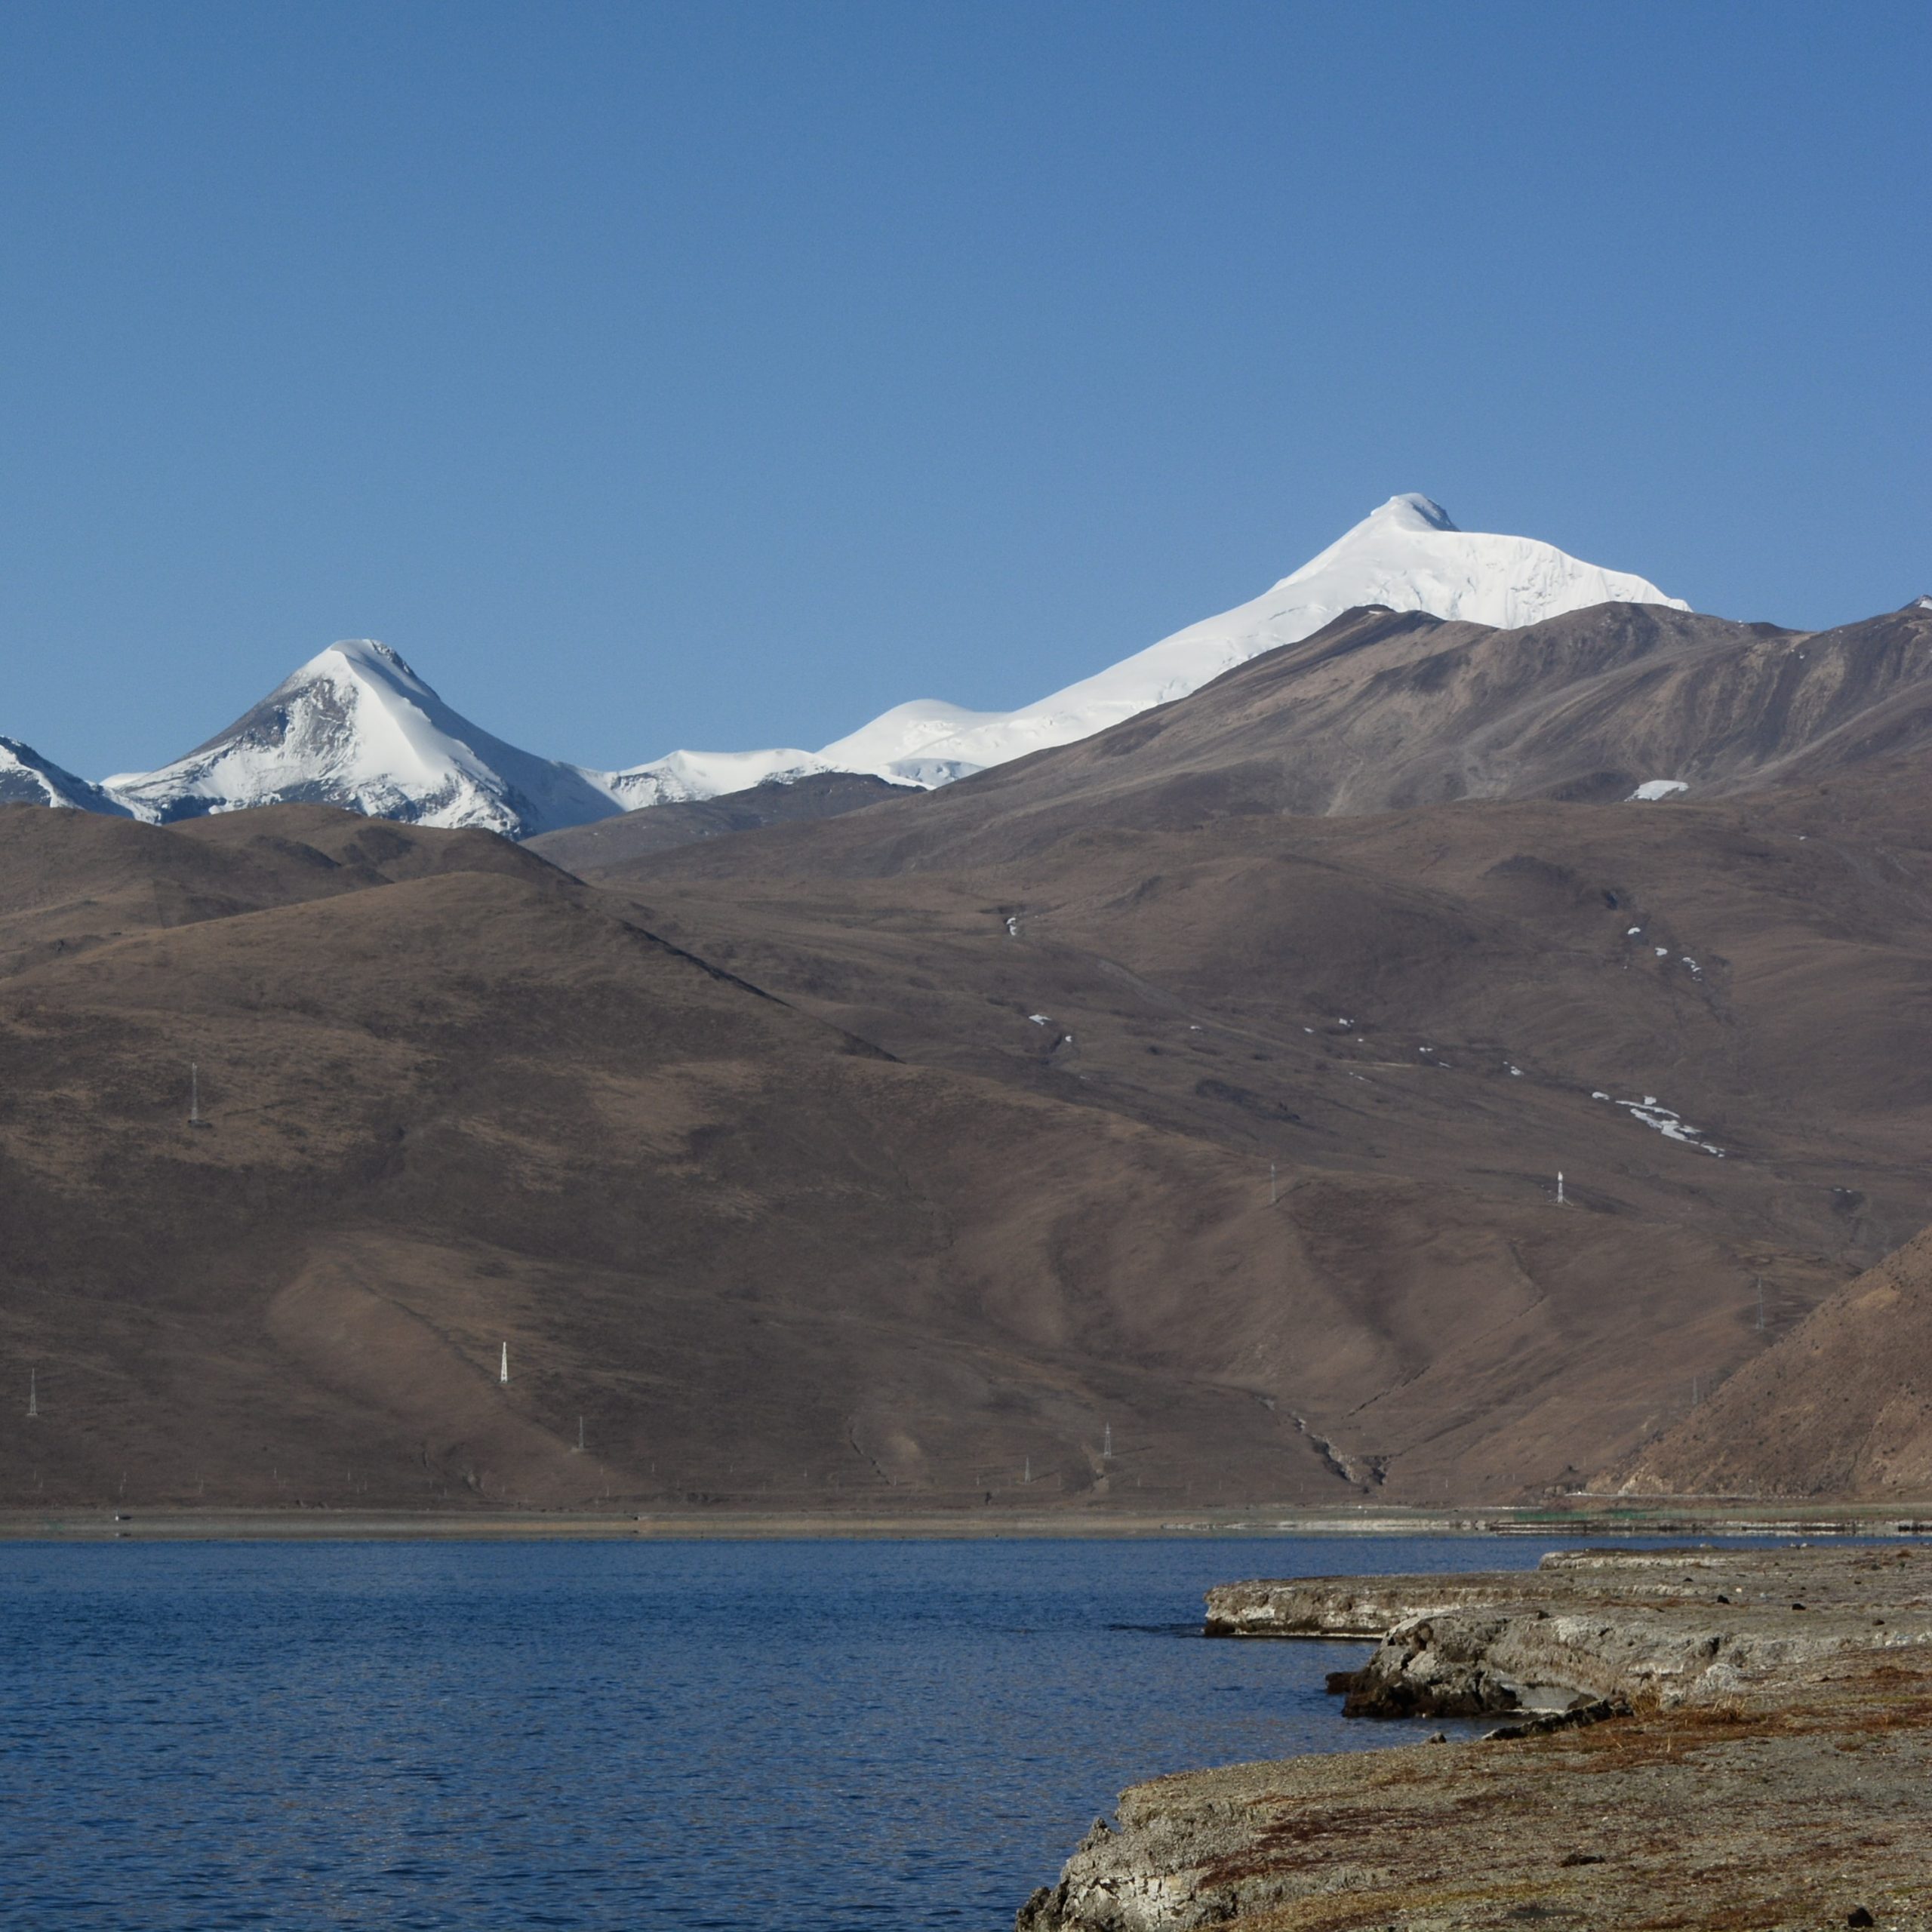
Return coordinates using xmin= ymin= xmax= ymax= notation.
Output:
xmin=8 ymin=596 xmax=1932 ymax=1514
xmin=1613 ymin=1224 xmax=1932 ymax=1499
xmin=564 ymin=618 xmax=1932 ymax=1509
xmin=582 ymin=769 xmax=1932 ymax=1503
xmin=0 ymin=803 xmax=1556 ymax=1514
xmin=589 ymin=601 xmax=1932 ymax=885
xmin=531 ymin=771 xmax=904 ymax=872
xmin=0 ymin=799 xmax=546 ymax=975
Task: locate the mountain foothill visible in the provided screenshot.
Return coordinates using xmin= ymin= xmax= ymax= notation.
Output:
xmin=4 ymin=500 xmax=1930 ymax=1512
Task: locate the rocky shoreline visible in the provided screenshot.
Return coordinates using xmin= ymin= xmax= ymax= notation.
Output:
xmin=1020 ymin=1547 xmax=1932 ymax=1930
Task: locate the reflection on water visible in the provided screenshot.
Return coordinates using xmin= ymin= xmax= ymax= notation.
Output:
xmin=0 ymin=1534 xmax=1549 ymax=1930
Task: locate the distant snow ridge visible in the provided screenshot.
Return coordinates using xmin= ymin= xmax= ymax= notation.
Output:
xmin=617 ymin=704 xmax=986 ymax=802
xmin=106 ymin=639 xmax=624 ymax=840
xmin=605 ymin=746 xmax=851 ymax=811
xmin=0 ymin=738 xmax=131 ymax=815
xmin=811 ymin=494 xmax=1689 ymax=783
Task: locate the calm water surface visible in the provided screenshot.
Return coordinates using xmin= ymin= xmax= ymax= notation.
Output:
xmin=0 ymin=1535 xmax=1558 ymax=1930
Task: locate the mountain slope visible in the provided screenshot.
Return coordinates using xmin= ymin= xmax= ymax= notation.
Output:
xmin=529 ymin=771 xmax=904 ymax=871
xmin=0 ymin=803 xmax=1433 ymax=1513
xmin=8 ymin=725 xmax=1932 ymax=1512
xmin=106 ymin=639 xmax=624 ymax=838
xmin=1611 ymin=1224 xmax=1932 ymax=1499
xmin=573 ymin=762 xmax=1932 ymax=1502
xmin=561 ymin=589 xmax=1932 ymax=1500
xmin=609 ymin=600 xmax=1932 ymax=884
xmin=0 ymin=798 xmax=544 ymax=977
xmin=814 ymin=494 xmax=1688 ymax=780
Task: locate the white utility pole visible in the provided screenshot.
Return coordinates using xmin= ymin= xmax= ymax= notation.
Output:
xmin=499 ymin=1343 xmax=509 ymax=1385
xmin=1555 ymin=1170 xmax=1565 ymax=1207
xmin=26 ymin=1371 xmax=37 ymax=1419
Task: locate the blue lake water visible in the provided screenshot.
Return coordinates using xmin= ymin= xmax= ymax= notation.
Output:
xmin=0 ymin=1535 xmax=1567 ymax=1930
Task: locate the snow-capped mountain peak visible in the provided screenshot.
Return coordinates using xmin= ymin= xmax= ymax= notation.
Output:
xmin=816 ymin=494 xmax=1688 ymax=780
xmin=1367 ymin=491 xmax=1457 ymax=531
xmin=1 ymin=737 xmax=132 ymax=815
xmin=106 ymin=638 xmax=623 ymax=840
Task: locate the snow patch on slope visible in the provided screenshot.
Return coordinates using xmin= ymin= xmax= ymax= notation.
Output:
xmin=1598 ymin=1091 xmax=1725 ymax=1157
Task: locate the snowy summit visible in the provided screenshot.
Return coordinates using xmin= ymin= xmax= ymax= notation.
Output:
xmin=0 ymin=737 xmax=131 ymax=815
xmin=810 ymin=494 xmax=1688 ymax=783
xmin=106 ymin=638 xmax=623 ymax=840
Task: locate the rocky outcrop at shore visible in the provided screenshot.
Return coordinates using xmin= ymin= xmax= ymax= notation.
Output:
xmin=1201 ymin=1574 xmax=1516 ymax=1641
xmin=1021 ymin=1547 xmax=1932 ymax=1931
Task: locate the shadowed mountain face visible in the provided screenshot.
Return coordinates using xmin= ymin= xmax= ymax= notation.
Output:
xmin=5 ymin=598 xmax=1932 ymax=1514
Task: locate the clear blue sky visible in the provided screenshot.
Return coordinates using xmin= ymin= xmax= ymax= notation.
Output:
xmin=2 ymin=2 xmax=1927 ymax=777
